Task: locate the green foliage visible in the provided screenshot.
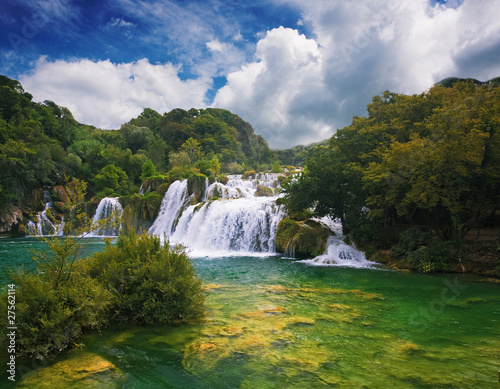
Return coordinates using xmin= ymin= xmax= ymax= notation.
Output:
xmin=271 ymin=160 xmax=282 ymax=173
xmin=93 ymin=164 xmax=129 ymax=196
xmin=0 ymin=76 xmax=276 ymax=217
xmin=140 ymin=159 xmax=156 ymax=181
xmin=4 ymin=269 xmax=113 ymax=359
xmin=407 ymin=240 xmax=456 ymax=273
xmin=1 ymin=205 xmax=204 ymax=359
xmin=80 ymin=231 xmax=205 ymax=324
xmin=283 ymin=80 xmax=500 ymax=271
xmin=393 ymin=228 xmax=429 ymax=259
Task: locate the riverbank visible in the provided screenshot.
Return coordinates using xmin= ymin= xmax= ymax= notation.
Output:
xmin=368 ymin=240 xmax=500 ymax=278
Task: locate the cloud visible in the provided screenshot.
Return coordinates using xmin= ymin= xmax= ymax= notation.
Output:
xmin=12 ymin=0 xmax=500 ymax=149
xmin=104 ymin=17 xmax=135 ymax=30
xmin=213 ymin=0 xmax=500 ymax=148
xmin=213 ymin=27 xmax=327 ymax=148
xmin=20 ymin=57 xmax=210 ymax=129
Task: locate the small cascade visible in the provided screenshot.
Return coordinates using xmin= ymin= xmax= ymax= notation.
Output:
xmin=205 ymin=174 xmax=281 ymax=200
xmin=303 ymin=236 xmax=375 ymax=268
xmin=300 ymin=219 xmax=376 ymax=268
xmin=90 ymin=197 xmax=123 ymax=236
xmin=149 ymin=180 xmax=189 ymax=236
xmin=26 ymin=190 xmax=65 ymax=236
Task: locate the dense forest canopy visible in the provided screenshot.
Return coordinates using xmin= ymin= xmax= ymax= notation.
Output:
xmin=0 ymin=75 xmax=286 ymax=215
xmin=282 ymin=80 xmax=500 ymax=271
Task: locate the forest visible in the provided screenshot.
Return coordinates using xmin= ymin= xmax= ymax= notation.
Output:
xmin=0 ymin=74 xmax=281 ymax=221
xmin=282 ymin=79 xmax=500 ymax=273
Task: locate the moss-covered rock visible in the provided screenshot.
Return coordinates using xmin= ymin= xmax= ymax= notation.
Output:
xmin=275 ymin=218 xmax=330 ymax=257
xmin=139 ymin=176 xmax=169 ymax=194
xmin=51 ymin=185 xmax=70 ymax=206
xmin=187 ymin=174 xmax=207 ymax=204
xmin=17 ymin=352 xmax=122 ymax=388
xmin=121 ymin=192 xmax=163 ymax=234
xmin=255 ymin=185 xmax=274 ymax=197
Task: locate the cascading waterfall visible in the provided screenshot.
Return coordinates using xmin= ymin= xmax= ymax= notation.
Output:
xmin=149 ymin=175 xmax=284 ymax=256
xmin=26 ymin=190 xmax=65 ymax=236
xmin=90 ymin=197 xmax=123 ymax=236
xmin=149 ymin=180 xmax=190 ymax=236
xmin=172 ymin=197 xmax=284 ymax=256
xmin=301 ymin=217 xmax=376 ymax=268
xmin=147 ymin=175 xmax=372 ymax=266
xmin=205 ymin=173 xmax=281 ymax=200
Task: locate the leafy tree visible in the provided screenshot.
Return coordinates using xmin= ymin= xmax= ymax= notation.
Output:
xmin=93 ymin=164 xmax=129 ymax=196
xmin=120 ymin=123 xmax=154 ymax=154
xmin=140 ymin=159 xmax=156 ymax=181
xmin=271 ymin=160 xmax=282 ymax=173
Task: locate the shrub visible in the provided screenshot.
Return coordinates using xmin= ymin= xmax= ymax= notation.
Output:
xmin=0 ymin=231 xmax=205 ymax=359
xmin=81 ymin=231 xmax=205 ymax=324
xmin=393 ymin=227 xmax=429 ymax=259
xmin=408 ymin=240 xmax=456 ymax=273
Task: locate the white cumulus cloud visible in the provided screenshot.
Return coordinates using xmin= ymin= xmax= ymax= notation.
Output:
xmin=19 ymin=57 xmax=210 ymax=129
xmin=214 ymin=0 xmax=500 ymax=148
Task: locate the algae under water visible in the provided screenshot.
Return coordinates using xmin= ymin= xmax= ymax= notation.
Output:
xmin=1 ymin=237 xmax=499 ymax=388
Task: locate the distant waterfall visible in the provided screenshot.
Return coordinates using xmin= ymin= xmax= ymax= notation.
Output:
xmin=26 ymin=190 xmax=64 ymax=236
xmin=205 ymin=173 xmax=281 ymax=200
xmin=90 ymin=197 xmax=123 ymax=236
xmin=149 ymin=176 xmax=285 ymax=256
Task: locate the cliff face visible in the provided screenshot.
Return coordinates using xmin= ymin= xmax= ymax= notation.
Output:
xmin=121 ymin=192 xmax=164 ymax=234
xmin=0 ymin=205 xmax=23 ymax=233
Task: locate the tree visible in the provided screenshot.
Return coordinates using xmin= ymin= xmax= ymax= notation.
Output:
xmin=140 ymin=159 xmax=156 ymax=181
xmin=271 ymin=160 xmax=282 ymax=173
xmin=93 ymin=164 xmax=129 ymax=195
xmin=180 ymin=137 xmax=204 ymax=164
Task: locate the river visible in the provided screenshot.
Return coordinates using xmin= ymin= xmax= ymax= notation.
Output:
xmin=1 ymin=236 xmax=499 ymax=388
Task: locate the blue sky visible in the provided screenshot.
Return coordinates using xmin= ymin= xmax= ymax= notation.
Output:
xmin=1 ymin=0 xmax=499 ymax=148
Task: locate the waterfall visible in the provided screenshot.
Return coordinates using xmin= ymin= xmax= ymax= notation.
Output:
xmin=172 ymin=197 xmax=284 ymax=257
xmin=149 ymin=176 xmax=285 ymax=256
xmin=90 ymin=197 xmax=123 ymax=237
xmin=301 ymin=218 xmax=376 ymax=268
xmin=149 ymin=180 xmax=189 ymax=236
xmin=26 ymin=190 xmax=65 ymax=236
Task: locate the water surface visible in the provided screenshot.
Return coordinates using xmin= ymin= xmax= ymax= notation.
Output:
xmin=1 ymin=238 xmax=499 ymax=388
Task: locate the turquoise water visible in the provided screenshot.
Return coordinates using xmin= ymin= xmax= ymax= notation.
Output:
xmin=1 ymin=237 xmax=499 ymax=388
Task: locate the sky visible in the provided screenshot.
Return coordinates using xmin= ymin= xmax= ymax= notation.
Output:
xmin=1 ymin=0 xmax=500 ymax=149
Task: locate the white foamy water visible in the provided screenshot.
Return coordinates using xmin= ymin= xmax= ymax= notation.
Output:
xmin=301 ymin=235 xmax=376 ymax=268
xmin=89 ymin=197 xmax=123 ymax=237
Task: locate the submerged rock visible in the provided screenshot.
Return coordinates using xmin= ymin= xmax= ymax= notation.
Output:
xmin=18 ymin=352 xmax=122 ymax=388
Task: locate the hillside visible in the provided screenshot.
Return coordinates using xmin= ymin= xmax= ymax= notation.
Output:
xmin=0 ymin=75 xmax=280 ymax=232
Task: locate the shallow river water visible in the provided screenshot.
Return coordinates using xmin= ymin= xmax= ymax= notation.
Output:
xmin=1 ymin=237 xmax=499 ymax=388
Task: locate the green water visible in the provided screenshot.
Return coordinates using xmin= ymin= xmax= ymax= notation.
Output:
xmin=1 ymin=237 xmax=499 ymax=388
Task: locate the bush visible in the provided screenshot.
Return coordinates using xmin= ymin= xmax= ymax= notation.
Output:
xmin=80 ymin=231 xmax=205 ymax=324
xmin=408 ymin=240 xmax=456 ymax=273
xmin=0 ymin=231 xmax=205 ymax=359
xmin=4 ymin=271 xmax=114 ymax=359
xmin=393 ymin=227 xmax=429 ymax=259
